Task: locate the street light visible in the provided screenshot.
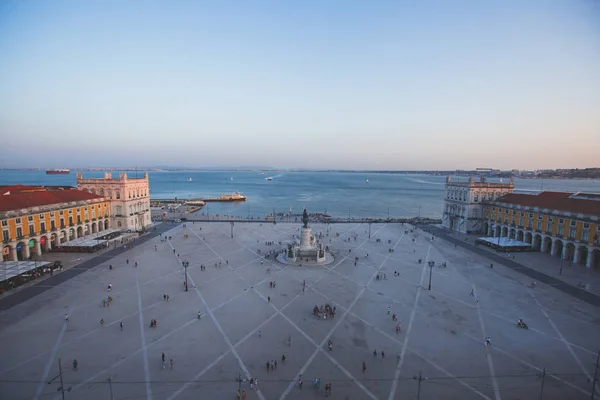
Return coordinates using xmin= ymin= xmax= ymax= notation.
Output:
xmin=428 ymin=261 xmax=433 ymax=290
xmin=183 ymin=261 xmax=189 ymax=291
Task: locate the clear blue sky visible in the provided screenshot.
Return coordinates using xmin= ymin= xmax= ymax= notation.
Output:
xmin=0 ymin=0 xmax=599 ymax=170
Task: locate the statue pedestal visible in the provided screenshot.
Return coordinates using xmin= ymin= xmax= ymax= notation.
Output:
xmin=299 ymin=227 xmax=312 ymax=250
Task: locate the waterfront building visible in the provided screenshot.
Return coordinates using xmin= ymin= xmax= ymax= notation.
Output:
xmin=484 ymin=192 xmax=600 ymax=268
xmin=1 ymin=185 xmax=110 ymax=261
xmin=76 ymin=171 xmax=151 ymax=231
xmin=442 ymin=176 xmax=514 ymax=234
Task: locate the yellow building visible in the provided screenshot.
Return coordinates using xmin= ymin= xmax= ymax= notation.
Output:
xmin=1 ymin=185 xmax=110 ymax=261
xmin=483 ymin=192 xmax=600 ymax=268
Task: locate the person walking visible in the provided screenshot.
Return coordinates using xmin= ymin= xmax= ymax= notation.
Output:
xmin=362 ymin=361 xmax=367 ymax=373
xmin=170 ymin=359 xmax=174 ymax=369
xmin=470 ymin=289 xmax=474 ymax=296
xmin=120 ymin=321 xmax=124 ymax=331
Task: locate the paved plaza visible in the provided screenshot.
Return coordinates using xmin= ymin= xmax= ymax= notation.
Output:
xmin=0 ymin=221 xmax=599 ymax=400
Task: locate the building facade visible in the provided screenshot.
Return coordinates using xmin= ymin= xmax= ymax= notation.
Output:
xmin=483 ymin=192 xmax=600 ymax=268
xmin=1 ymin=185 xmax=110 ymax=261
xmin=442 ymin=176 xmax=514 ymax=234
xmin=76 ymin=171 xmax=151 ymax=231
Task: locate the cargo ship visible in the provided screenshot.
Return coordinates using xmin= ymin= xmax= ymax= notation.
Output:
xmin=46 ymin=169 xmax=70 ymax=175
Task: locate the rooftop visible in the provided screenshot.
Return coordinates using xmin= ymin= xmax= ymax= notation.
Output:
xmin=0 ymin=185 xmax=105 ymax=212
xmin=493 ymin=191 xmax=600 ymax=216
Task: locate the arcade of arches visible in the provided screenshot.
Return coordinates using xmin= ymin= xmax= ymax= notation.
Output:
xmin=2 ymin=219 xmax=109 ymax=262
xmin=483 ymin=222 xmax=600 ymax=269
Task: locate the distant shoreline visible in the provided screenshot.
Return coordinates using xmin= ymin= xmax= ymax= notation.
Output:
xmin=1 ymin=168 xmax=599 ymax=180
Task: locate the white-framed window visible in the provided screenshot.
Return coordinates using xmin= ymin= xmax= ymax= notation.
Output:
xmin=1 ymin=220 xmax=7 ymax=227
xmin=570 ymin=220 xmax=576 ymax=226
xmin=569 ymin=228 xmax=576 ymax=238
xmin=582 ymin=231 xmax=589 ymax=241
xmin=16 ymin=218 xmax=21 ymax=224
xmin=583 ymin=222 xmax=589 ymax=229
xmin=39 ymin=214 xmax=45 ymax=219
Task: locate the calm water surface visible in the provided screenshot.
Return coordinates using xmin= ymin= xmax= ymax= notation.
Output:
xmin=1 ymin=171 xmax=598 ymax=219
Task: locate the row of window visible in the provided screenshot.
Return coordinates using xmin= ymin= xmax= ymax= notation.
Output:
xmin=490 ymin=209 xmax=589 ymax=228
xmin=83 ymin=187 xmax=148 ymax=199
xmin=446 ymin=190 xmax=508 ymax=203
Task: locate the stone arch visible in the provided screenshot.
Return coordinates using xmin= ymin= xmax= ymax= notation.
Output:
xmin=563 ymin=242 xmax=575 ymax=260
xmin=104 ymin=220 xmax=109 ymax=230
xmin=502 ymin=226 xmax=508 ymax=237
xmin=542 ymin=236 xmax=552 ymax=253
xmin=16 ymin=241 xmax=26 ymax=260
xmin=516 ymin=230 xmax=524 ymax=242
xmin=510 ymin=228 xmax=516 ymax=239
xmin=592 ymin=248 xmax=600 ymax=269
xmin=40 ymin=235 xmax=51 ymax=252
xmin=28 ymin=238 xmax=40 ymax=257
xmin=60 ymin=230 xmax=67 ymax=244
xmin=553 ymin=239 xmax=564 ymax=257
xmin=533 ymin=234 xmax=542 ymax=250
xmin=495 ymin=225 xmax=501 ymax=237
xmin=85 ymin=224 xmax=90 ymax=234
xmin=76 ymin=226 xmax=84 ymax=237
xmin=577 ymin=245 xmax=589 ymax=265
xmin=3 ymin=245 xmax=13 ymax=261
xmin=91 ymin=222 xmax=97 ymax=234
xmin=69 ymin=228 xmax=75 ymax=240
xmin=524 ymin=231 xmax=532 ymax=244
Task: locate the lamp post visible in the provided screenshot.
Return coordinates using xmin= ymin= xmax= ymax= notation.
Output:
xmin=183 ymin=261 xmax=189 ymax=291
xmin=428 ymin=261 xmax=433 ymax=290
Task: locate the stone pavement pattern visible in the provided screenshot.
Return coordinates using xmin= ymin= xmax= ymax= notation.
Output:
xmin=0 ymin=222 xmax=599 ymax=400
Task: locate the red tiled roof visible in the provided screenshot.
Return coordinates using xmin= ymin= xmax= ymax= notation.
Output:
xmin=494 ymin=192 xmax=600 ymax=216
xmin=0 ymin=186 xmax=105 ymax=212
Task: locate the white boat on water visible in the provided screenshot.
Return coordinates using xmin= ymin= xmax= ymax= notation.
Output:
xmin=188 ymin=178 xmax=192 ymax=182
xmin=265 ymin=176 xmax=273 ymax=181
xmin=230 ymin=177 xmax=234 ymax=181
xmin=366 ymin=179 xmax=369 ymax=183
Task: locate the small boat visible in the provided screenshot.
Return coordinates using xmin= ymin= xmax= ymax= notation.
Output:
xmin=188 ymin=178 xmax=192 ymax=182
xmin=230 ymin=177 xmax=234 ymax=181
xmin=265 ymin=177 xmax=273 ymax=181
xmin=366 ymin=179 xmax=369 ymax=183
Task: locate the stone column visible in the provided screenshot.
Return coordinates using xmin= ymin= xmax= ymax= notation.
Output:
xmin=9 ymin=246 xmax=17 ymax=261
xmin=54 ymin=234 xmax=60 ymax=247
xmin=541 ymin=237 xmax=548 ymax=253
xmin=586 ymin=248 xmax=594 ymax=268
xmin=22 ymin=244 xmax=30 ymax=260
xmin=44 ymin=238 xmax=52 ymax=252
xmin=572 ymin=246 xmax=581 ymax=264
xmin=550 ymin=240 xmax=559 ymax=257
xmin=34 ymin=240 xmax=42 ymax=257
xmin=73 ymin=229 xmax=78 ymax=240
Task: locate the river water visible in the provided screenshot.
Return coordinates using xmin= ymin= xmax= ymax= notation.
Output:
xmin=1 ymin=170 xmax=598 ymax=219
